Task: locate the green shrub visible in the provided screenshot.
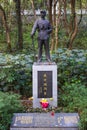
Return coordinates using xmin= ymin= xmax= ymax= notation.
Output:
xmin=80 ymin=109 xmax=87 ymax=130
xmin=52 ymin=48 xmax=87 ymax=87
xmin=58 ymin=81 xmax=87 ymax=130
xmin=52 ymin=48 xmax=87 ymax=129
xmin=0 ymin=65 xmax=32 ymax=97
xmin=0 ymin=48 xmax=86 ymax=98
xmin=0 ymin=53 xmax=33 ymax=97
xmin=0 ymin=91 xmax=23 ymax=130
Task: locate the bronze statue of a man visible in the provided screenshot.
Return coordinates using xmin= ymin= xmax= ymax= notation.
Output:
xmin=31 ymin=10 xmax=52 ymax=62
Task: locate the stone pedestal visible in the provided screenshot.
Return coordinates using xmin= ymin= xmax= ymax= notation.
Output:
xmin=32 ymin=62 xmax=57 ymax=108
xmin=10 ymin=113 xmax=79 ymax=130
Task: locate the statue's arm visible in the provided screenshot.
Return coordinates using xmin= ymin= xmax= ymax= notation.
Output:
xmin=47 ymin=22 xmax=52 ymax=34
xmin=31 ymin=20 xmax=38 ymax=36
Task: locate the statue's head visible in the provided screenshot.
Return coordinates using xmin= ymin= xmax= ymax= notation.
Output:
xmin=40 ymin=10 xmax=46 ymax=18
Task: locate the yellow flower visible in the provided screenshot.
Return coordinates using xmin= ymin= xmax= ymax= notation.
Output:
xmin=50 ymin=98 xmax=53 ymax=101
xmin=40 ymin=98 xmax=48 ymax=103
xmin=28 ymin=97 xmax=33 ymax=100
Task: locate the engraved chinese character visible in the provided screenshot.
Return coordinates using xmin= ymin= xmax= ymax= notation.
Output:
xmin=43 ymin=74 xmax=47 ymax=78
xmin=43 ymin=83 xmax=47 ymax=86
xmin=44 ymin=87 xmax=47 ymax=91
xmin=44 ymin=92 xmax=47 ymax=95
xmin=39 ymin=87 xmax=42 ymax=93
xmin=44 ymin=78 xmax=47 ymax=82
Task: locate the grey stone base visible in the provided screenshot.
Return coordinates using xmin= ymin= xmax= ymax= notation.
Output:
xmin=32 ymin=62 xmax=57 ymax=108
xmin=10 ymin=113 xmax=79 ymax=130
xmin=10 ymin=128 xmax=78 ymax=130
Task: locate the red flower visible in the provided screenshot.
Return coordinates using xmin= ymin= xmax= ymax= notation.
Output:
xmin=40 ymin=99 xmax=49 ymax=108
xmin=51 ymin=111 xmax=54 ymax=116
xmin=40 ymin=102 xmax=49 ymax=108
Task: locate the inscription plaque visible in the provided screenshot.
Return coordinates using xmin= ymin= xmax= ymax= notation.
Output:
xmin=38 ymin=71 xmax=52 ymax=98
xmin=11 ymin=113 xmax=79 ymax=130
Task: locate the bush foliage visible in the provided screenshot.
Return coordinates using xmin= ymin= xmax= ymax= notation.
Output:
xmin=0 ymin=92 xmax=23 ymax=130
xmin=52 ymin=48 xmax=87 ymax=129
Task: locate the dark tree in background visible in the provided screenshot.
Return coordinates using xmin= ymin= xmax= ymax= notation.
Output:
xmin=67 ymin=0 xmax=78 ymax=49
xmin=48 ymin=0 xmax=53 ymax=25
xmin=14 ymin=0 xmax=23 ymax=49
xmin=0 ymin=4 xmax=11 ymax=51
xmin=47 ymin=0 xmax=82 ymax=51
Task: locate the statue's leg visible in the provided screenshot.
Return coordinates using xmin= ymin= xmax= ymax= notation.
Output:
xmin=38 ymin=39 xmax=43 ymax=62
xmin=44 ymin=39 xmax=51 ymax=61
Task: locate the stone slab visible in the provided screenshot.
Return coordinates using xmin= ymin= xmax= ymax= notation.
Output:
xmin=10 ymin=128 xmax=78 ymax=130
xmin=32 ymin=62 xmax=57 ymax=108
xmin=10 ymin=113 xmax=79 ymax=130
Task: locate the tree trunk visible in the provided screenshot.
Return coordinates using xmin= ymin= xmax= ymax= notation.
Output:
xmin=67 ymin=0 xmax=78 ymax=49
xmin=54 ymin=0 xmax=58 ymax=51
xmin=63 ymin=0 xmax=69 ymax=35
xmin=55 ymin=0 xmax=61 ymax=50
xmin=0 ymin=5 xmax=11 ymax=51
xmin=15 ymin=0 xmax=23 ymax=49
xmin=30 ymin=0 xmax=36 ymax=20
xmin=78 ymin=0 xmax=82 ymax=25
xmin=50 ymin=0 xmax=58 ymax=52
xmin=68 ymin=13 xmax=78 ymax=49
xmin=55 ymin=17 xmax=58 ymax=51
xmin=50 ymin=0 xmax=56 ymax=52
xmin=48 ymin=0 xmax=53 ymax=24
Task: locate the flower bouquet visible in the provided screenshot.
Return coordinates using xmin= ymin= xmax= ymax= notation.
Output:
xmin=40 ymin=98 xmax=49 ymax=108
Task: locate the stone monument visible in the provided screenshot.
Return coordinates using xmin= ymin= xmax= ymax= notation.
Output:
xmin=10 ymin=10 xmax=79 ymax=130
xmin=31 ymin=10 xmax=57 ymax=108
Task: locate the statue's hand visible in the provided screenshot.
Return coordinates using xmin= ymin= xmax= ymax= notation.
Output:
xmin=47 ymin=29 xmax=52 ymax=34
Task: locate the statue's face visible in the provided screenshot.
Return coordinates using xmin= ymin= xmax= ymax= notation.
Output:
xmin=40 ymin=11 xmax=46 ymax=18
